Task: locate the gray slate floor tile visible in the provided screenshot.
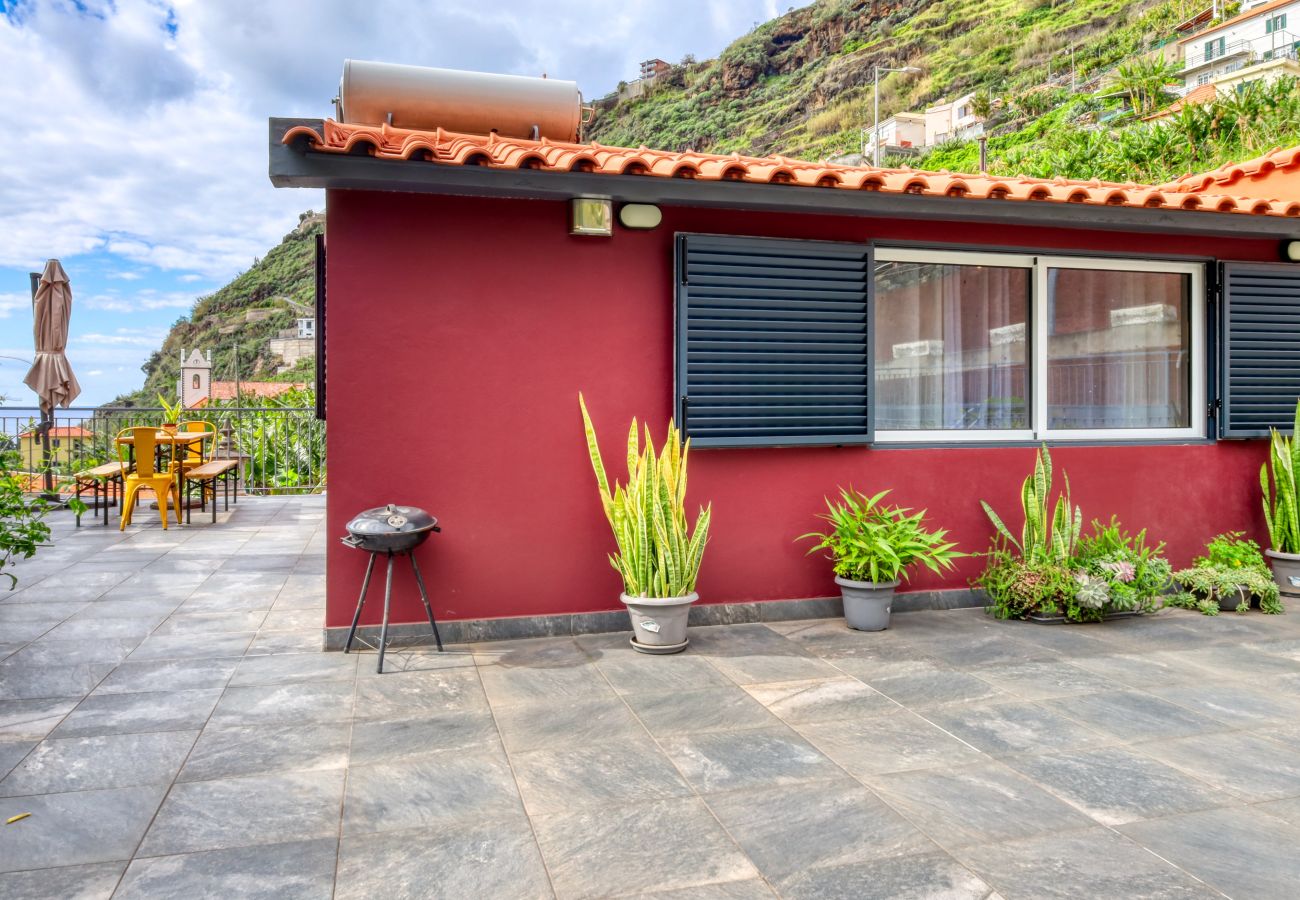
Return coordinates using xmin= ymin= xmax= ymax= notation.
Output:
xmin=0 ymin=861 xmax=126 ymax=900
xmin=625 ymin=686 xmax=779 ymax=736
xmin=863 ymin=664 xmax=1006 ymax=708
xmin=0 ymin=699 xmax=79 ymax=741
xmin=126 ymin=632 xmax=254 ymax=661
xmin=139 ymin=769 xmax=346 ymax=856
xmin=352 ymin=668 xmax=486 ymax=720
xmin=796 ymin=708 xmax=984 ymax=777
xmin=229 ymin=650 xmax=358 ymax=685
xmin=743 ymin=676 xmax=897 ymax=725
xmin=0 ymin=663 xmax=113 ymax=700
xmin=1120 ymin=806 xmax=1300 ymax=900
xmin=512 ymin=734 xmax=693 ymax=815
xmin=5 ymin=638 xmax=141 ymax=667
xmin=209 ymin=681 xmax=354 ymax=727
xmin=1042 ymin=691 xmax=1228 ymax=743
xmin=335 ymin=819 xmax=552 ymax=900
xmin=0 ymin=731 xmax=196 ymax=796
xmin=91 ymin=658 xmax=237 ymax=696
xmin=777 ymin=851 xmax=992 ymax=900
xmin=179 ymin=723 xmax=349 ymax=782
xmin=1136 ymin=730 xmax=1300 ymax=801
xmin=924 ymin=700 xmax=1113 ymax=756
xmin=348 ymin=711 xmax=500 ymax=765
xmin=662 ymin=726 xmax=839 ymax=793
xmin=531 ymin=796 xmax=758 ymax=899
xmin=704 ymin=777 xmax=935 ymax=882
xmin=0 ymin=740 xmax=34 ymax=779
xmin=492 ymin=694 xmax=645 ymax=753
xmin=0 ymin=785 xmax=166 ymax=871
xmin=52 ymin=688 xmax=221 ymax=739
xmin=867 ymin=762 xmax=1096 ymax=849
xmin=965 ymin=659 xmax=1122 ymax=700
xmin=117 ymin=838 xmax=336 ymax=899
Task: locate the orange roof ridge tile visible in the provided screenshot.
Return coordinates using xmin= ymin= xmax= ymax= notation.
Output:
xmin=282 ymin=121 xmax=1300 ymax=219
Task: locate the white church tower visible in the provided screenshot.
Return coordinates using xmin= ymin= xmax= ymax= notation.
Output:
xmin=178 ymin=348 xmax=213 ymax=408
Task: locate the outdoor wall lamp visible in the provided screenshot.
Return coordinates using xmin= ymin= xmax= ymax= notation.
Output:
xmin=618 ymin=204 xmax=662 ymax=230
xmin=570 ymin=198 xmax=613 ymax=236
xmin=1284 ymin=240 xmax=1300 ymax=263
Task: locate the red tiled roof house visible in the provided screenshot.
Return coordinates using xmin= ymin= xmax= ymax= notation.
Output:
xmin=270 ymin=64 xmax=1300 ymax=643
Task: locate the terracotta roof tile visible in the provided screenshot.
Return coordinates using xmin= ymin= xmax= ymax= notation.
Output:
xmin=1161 ymin=145 xmax=1300 ymax=196
xmin=188 ymin=382 xmax=306 ymax=408
xmin=283 ymin=119 xmax=1300 ymax=220
xmin=18 ymin=426 xmax=91 ymax=439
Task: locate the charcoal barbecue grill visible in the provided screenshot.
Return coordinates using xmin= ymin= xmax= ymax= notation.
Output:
xmin=342 ymin=504 xmax=443 ymax=672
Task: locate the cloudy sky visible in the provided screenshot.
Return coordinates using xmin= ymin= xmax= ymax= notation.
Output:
xmin=0 ymin=0 xmax=794 ymax=406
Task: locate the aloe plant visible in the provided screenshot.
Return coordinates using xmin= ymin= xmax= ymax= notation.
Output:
xmin=981 ymin=444 xmax=1081 ymax=564
xmin=1261 ymin=400 xmax=1300 ymax=554
xmin=579 ymin=394 xmax=711 ymax=598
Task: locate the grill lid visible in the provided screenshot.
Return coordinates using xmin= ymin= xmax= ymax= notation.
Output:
xmin=346 ymin=504 xmax=438 ymax=536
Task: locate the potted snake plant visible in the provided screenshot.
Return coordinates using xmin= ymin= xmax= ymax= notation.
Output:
xmin=1261 ymin=399 xmax=1300 ymax=598
xmin=580 ymin=395 xmax=711 ymax=654
xmin=800 ymin=488 xmax=962 ymax=631
xmin=158 ymin=393 xmax=182 ymax=435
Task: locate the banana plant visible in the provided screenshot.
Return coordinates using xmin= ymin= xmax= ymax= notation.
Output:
xmin=1261 ymin=399 xmax=1300 ymax=554
xmin=981 ymin=444 xmax=1081 ymax=563
xmin=579 ymin=394 xmax=711 ymax=598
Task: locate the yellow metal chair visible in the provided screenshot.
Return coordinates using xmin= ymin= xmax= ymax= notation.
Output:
xmin=176 ymin=419 xmax=218 ymax=507
xmin=115 ymin=426 xmax=181 ymax=530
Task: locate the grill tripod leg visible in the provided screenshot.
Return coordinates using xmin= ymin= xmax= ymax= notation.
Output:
xmin=377 ymin=552 xmax=395 ymax=674
xmin=409 ymin=554 xmax=443 ymax=652
xmin=344 ymin=553 xmax=377 ymax=654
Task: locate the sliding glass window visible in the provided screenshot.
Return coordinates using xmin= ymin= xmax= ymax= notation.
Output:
xmin=874 ymin=249 xmax=1204 ymax=442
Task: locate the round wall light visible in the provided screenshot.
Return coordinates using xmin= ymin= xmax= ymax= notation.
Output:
xmin=618 ymin=204 xmax=663 ymax=230
xmin=1285 ymin=240 xmax=1300 ymax=263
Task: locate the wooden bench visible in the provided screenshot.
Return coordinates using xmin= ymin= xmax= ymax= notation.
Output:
xmin=182 ymin=459 xmax=240 ymax=524
xmin=73 ymin=462 xmax=123 ymax=527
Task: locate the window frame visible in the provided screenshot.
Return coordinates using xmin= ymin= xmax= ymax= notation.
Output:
xmin=872 ymin=247 xmax=1205 ymax=444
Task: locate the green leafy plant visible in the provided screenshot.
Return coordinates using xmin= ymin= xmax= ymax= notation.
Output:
xmin=975 ymin=546 xmax=1076 ymax=620
xmin=0 ymin=451 xmax=53 ymax=590
xmin=157 ymin=393 xmax=183 ymax=425
xmin=981 ymin=444 xmax=1081 ymax=564
xmin=1070 ymin=517 xmax=1171 ymax=621
xmin=579 ymin=394 xmax=711 ymax=598
xmin=1261 ymin=401 xmax=1300 ymax=554
xmin=1173 ymin=532 xmax=1282 ymax=616
xmin=798 ymin=488 xmax=962 ymax=584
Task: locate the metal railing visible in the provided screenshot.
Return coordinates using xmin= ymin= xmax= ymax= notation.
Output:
xmin=1184 ymin=31 xmax=1299 ymax=71
xmin=0 ymin=406 xmax=325 ymax=495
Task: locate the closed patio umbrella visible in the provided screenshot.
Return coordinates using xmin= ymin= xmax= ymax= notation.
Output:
xmin=24 ymin=259 xmax=81 ymax=498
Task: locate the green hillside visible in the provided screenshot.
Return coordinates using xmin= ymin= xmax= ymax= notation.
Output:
xmin=117 ymin=212 xmax=322 ymax=406
xmin=588 ymin=0 xmax=1299 ymax=182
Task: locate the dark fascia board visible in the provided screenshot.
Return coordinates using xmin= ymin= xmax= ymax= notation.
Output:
xmin=270 ymin=118 xmax=1300 ymax=240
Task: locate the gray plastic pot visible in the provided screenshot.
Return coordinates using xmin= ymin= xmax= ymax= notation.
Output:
xmin=1265 ymin=548 xmax=1300 ymax=598
xmin=835 ymin=576 xmax=899 ymax=631
xmin=621 ymin=592 xmax=697 ymax=653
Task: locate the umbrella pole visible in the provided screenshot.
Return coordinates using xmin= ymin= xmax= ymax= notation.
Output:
xmin=39 ymin=408 xmax=59 ymax=502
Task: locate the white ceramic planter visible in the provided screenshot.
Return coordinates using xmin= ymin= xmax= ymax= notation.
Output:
xmin=621 ymin=592 xmax=697 ymax=654
xmin=835 ymin=577 xmax=899 ymax=631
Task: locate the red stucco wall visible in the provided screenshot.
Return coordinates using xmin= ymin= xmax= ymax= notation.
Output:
xmin=323 ymin=189 xmax=1281 ymax=629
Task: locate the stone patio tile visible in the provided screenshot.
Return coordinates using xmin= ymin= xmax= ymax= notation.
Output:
xmin=704 ymin=777 xmax=935 ymax=882
xmin=1041 ymin=691 xmax=1228 ymax=743
xmin=0 ymin=643 xmax=23 ymax=661
xmin=179 ymin=723 xmax=349 ymax=782
xmin=245 ymin=631 xmax=324 ymax=655
xmin=531 ymin=796 xmax=758 ymax=899
xmin=343 ymin=747 xmax=523 ymax=835
xmin=695 ymin=640 xmax=844 ymax=686
xmin=0 ymin=784 xmax=166 ymax=871
xmin=902 ymin=631 xmax=1052 ymax=668
xmin=512 ymin=734 xmax=692 ymax=815
xmin=980 ymin=620 xmax=1114 ymax=659
xmin=661 ymin=726 xmax=839 ymax=794
xmin=615 ymin=880 xmax=776 ymax=899
xmin=743 ymin=677 xmax=898 ymax=725
xmin=624 ymin=686 xmax=779 ymax=736
xmin=229 ymin=650 xmax=357 ymax=686
xmin=1175 ymin=643 xmax=1300 ymax=679
xmin=0 ymin=663 xmax=113 ymax=700
xmin=352 ymin=668 xmax=486 ymax=720
xmin=0 ymin=698 xmax=78 ymax=741
xmin=177 ymin=590 xmax=281 ymax=613
xmin=67 ymin=598 xmax=178 ymax=622
xmin=471 ymin=635 xmax=591 ymax=668
xmin=6 ymin=638 xmax=141 ymax=668
xmin=349 ymin=711 xmax=500 ymax=765
xmin=924 ymin=700 xmax=1114 ymax=756
xmin=860 ymin=664 xmax=1007 ymax=708
xmin=1136 ymin=730 xmax=1300 ymax=801
xmin=796 ymin=708 xmax=984 ymax=777
xmin=336 ymin=819 xmax=550 ymax=900
xmin=0 ymin=731 xmax=196 ymax=796
xmin=352 ymin=647 xmax=476 ymax=673
xmin=140 ymin=769 xmax=346 ymax=856
xmin=0 ymin=622 xmax=57 ymax=643
xmin=1003 ymin=746 xmax=1232 ymax=826
xmin=477 ymin=662 xmax=616 ymax=708
xmin=91 ymin=658 xmax=238 ymax=695
xmin=1120 ymin=806 xmax=1300 ymax=900
xmin=964 ymin=659 xmax=1123 ymax=700
xmin=0 ymin=741 xmax=34 ymax=779
xmin=40 ymin=618 xmax=157 ymax=642
xmin=117 ymin=838 xmax=336 ymax=899
xmin=209 ymin=681 xmax=355 ymax=727
xmin=258 ymin=609 xmax=324 ymax=632
xmin=154 ymin=611 xmax=269 ymax=636
xmin=1257 ymin=796 xmax=1300 ymax=827
xmin=582 ymin=636 xmax=735 ymax=694
xmin=53 ymin=689 xmax=221 ymax=739
xmin=777 ymin=851 xmax=992 ymax=900
xmin=125 ymin=631 xmax=255 ymax=661
xmin=1068 ymin=651 xmax=1220 ymax=686
xmin=1145 ymin=680 xmax=1300 ymax=728
xmin=767 ymin=618 xmax=929 ymax=661
xmin=492 ymin=695 xmax=644 ymax=753
xmin=866 ymin=762 xmax=1095 ymax=849
xmin=0 ymin=600 xmax=89 ymax=624
xmin=956 ymin=827 xmax=1219 ymax=899
xmin=0 ymin=861 xmax=126 ymax=900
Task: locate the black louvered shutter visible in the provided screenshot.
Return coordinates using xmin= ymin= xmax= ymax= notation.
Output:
xmin=675 ymin=234 xmax=872 ymax=448
xmin=1220 ymin=263 xmax=1300 ymax=438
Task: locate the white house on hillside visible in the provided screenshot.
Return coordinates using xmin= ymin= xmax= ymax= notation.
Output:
xmin=924 ymin=92 xmax=982 ymax=146
xmin=870 ymin=112 xmax=926 ymax=156
xmin=1179 ymin=0 xmax=1300 ymax=89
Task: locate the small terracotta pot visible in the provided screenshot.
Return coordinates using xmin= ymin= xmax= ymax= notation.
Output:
xmin=161 ymin=422 xmax=179 ymax=434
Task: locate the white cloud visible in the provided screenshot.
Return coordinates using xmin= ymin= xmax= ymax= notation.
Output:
xmin=108 ymin=270 xmax=145 ymax=280
xmin=0 ymin=293 xmax=28 ymax=319
xmin=82 ymin=290 xmax=196 ymax=314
